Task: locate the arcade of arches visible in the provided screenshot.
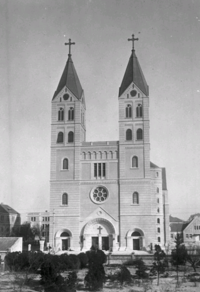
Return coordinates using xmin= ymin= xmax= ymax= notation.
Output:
xmin=54 ymin=220 xmax=145 ymax=252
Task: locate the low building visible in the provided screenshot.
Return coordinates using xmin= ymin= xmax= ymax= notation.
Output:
xmin=0 ymin=237 xmax=22 ymax=261
xmin=169 ymin=215 xmax=189 ymax=242
xmin=183 ymin=216 xmax=200 ymax=245
xmin=27 ymin=211 xmax=50 ymax=242
xmin=0 ymin=203 xmax=21 ymax=236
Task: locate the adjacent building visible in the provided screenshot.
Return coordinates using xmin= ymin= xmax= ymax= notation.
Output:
xmin=49 ymin=36 xmax=170 ymax=252
xmin=27 ymin=211 xmax=50 ymax=242
xmin=0 ymin=203 xmax=20 ymax=237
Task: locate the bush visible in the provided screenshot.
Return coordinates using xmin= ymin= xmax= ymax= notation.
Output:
xmin=69 ymin=254 xmax=80 ymax=270
xmin=134 ymin=258 xmax=148 ymax=278
xmin=84 ymin=250 xmax=106 ymax=290
xmin=114 ymin=265 xmax=132 ymax=285
xmin=78 ymin=252 xmax=88 ymax=269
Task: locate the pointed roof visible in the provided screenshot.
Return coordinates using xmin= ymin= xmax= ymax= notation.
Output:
xmin=119 ymin=50 xmax=149 ymax=97
xmin=0 ymin=203 xmax=19 ymax=214
xmin=53 ymin=55 xmax=83 ymax=100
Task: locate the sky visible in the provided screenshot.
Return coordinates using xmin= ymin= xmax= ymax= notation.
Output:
xmin=0 ymin=0 xmax=200 ymax=221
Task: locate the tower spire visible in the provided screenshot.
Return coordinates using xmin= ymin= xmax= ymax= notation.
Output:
xmin=65 ymin=38 xmax=75 ymax=56
xmin=128 ymin=34 xmax=139 ymax=51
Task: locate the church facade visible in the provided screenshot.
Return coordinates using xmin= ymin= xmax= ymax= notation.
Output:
xmin=49 ymin=37 xmax=170 ymax=252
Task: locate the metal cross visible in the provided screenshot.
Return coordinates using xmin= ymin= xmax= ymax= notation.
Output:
xmin=128 ymin=34 xmax=139 ymax=51
xmin=65 ymin=38 xmax=75 ymax=56
xmin=97 ymin=226 xmax=103 ymax=235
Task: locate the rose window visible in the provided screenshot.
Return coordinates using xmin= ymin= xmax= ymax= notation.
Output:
xmin=92 ymin=187 xmax=108 ymax=203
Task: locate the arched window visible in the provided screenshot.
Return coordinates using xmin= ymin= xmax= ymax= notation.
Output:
xmin=57 ymin=132 xmax=64 ymax=143
xmin=132 ymin=156 xmax=138 ymax=168
xmin=157 ymin=227 xmax=160 ymax=233
xmin=126 ymin=129 xmax=132 ymax=141
xmin=68 ymin=107 xmax=74 ymax=121
xmin=58 ymin=108 xmax=64 ymax=121
xmin=136 ymin=104 xmax=142 ymax=117
xmin=157 ymin=218 xmax=160 ymax=224
xmin=61 ymin=231 xmax=70 ymax=237
xmin=126 ymin=104 xmax=132 ymax=118
xmin=131 ymin=231 xmax=141 ymax=236
xmin=157 ymin=187 xmax=159 ymax=193
xmin=68 ymin=131 xmax=74 ymax=143
xmin=133 ymin=192 xmax=139 ymax=204
xmin=62 ymin=193 xmax=68 ymax=205
xmin=136 ymin=128 xmax=143 ymax=140
xmin=158 ymin=237 xmax=161 ymax=242
xmin=63 ymin=158 xmax=69 ymax=170
xmin=157 ymin=208 xmax=160 ymax=213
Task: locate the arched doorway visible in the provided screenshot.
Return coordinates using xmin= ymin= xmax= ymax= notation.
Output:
xmin=82 ymin=218 xmax=115 ymax=251
xmin=54 ymin=229 xmax=72 ymax=251
xmin=127 ymin=228 xmax=145 ymax=251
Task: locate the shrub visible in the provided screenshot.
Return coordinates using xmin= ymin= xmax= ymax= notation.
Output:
xmin=84 ymin=250 xmax=106 ymax=290
xmin=69 ymin=254 xmax=80 ymax=270
xmin=114 ymin=265 xmax=132 ymax=285
xmin=5 ymin=252 xmax=20 ymax=271
xmin=78 ymin=252 xmax=88 ymax=269
xmin=134 ymin=258 xmax=148 ymax=278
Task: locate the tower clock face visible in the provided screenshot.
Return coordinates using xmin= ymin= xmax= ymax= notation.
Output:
xmin=130 ymin=90 xmax=137 ymax=97
xmin=63 ymin=93 xmax=69 ymax=100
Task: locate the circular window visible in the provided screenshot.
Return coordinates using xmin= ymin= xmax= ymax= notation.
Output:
xmin=130 ymin=90 xmax=137 ymax=97
xmin=63 ymin=93 xmax=69 ymax=100
xmin=91 ymin=186 xmax=108 ymax=204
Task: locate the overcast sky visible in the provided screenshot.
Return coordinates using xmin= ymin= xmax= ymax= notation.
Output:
xmin=1 ymin=0 xmax=200 ymax=220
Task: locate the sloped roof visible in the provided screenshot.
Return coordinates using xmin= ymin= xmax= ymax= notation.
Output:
xmin=53 ymin=55 xmax=83 ymax=100
xmin=0 ymin=237 xmax=19 ymax=251
xmin=170 ymin=222 xmax=189 ymax=233
xmin=0 ymin=204 xmax=19 ymax=214
xmin=170 ymin=215 xmax=185 ymax=223
xmin=150 ymin=162 xmax=159 ymax=169
xmin=119 ymin=50 xmax=149 ymax=97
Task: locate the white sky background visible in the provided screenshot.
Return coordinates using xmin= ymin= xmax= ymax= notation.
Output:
xmin=0 ymin=0 xmax=200 ymax=220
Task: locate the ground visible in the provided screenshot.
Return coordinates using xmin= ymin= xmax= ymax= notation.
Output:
xmin=1 ymin=266 xmax=200 ymax=292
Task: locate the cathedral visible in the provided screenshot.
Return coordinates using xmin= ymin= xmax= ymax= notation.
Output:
xmin=49 ymin=35 xmax=170 ymax=252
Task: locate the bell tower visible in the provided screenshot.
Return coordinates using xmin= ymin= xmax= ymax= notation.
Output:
xmin=118 ymin=34 xmax=150 ymax=179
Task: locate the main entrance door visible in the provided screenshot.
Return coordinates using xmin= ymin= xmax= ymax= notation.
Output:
xmin=92 ymin=236 xmax=99 ymax=249
xmin=102 ymin=237 xmax=109 ymax=250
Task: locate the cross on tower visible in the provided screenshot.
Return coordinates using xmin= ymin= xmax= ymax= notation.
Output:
xmin=128 ymin=34 xmax=139 ymax=51
xmin=65 ymin=38 xmax=75 ymax=56
xmin=97 ymin=225 xmax=103 ymax=235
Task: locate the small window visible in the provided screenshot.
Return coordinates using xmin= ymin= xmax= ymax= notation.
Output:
xmin=126 ymin=129 xmax=132 ymax=141
xmin=190 ymin=234 xmax=192 ymax=238
xmin=157 ymin=198 xmax=159 ymax=203
xmin=132 ymin=156 xmax=138 ymax=168
xmin=136 ymin=104 xmax=142 ymax=117
xmin=133 ymin=192 xmax=139 ymax=204
xmin=157 ymin=187 xmax=159 ymax=193
xmin=157 ymin=208 xmax=160 ymax=213
xmin=58 ymin=108 xmax=64 ymax=121
xmin=62 ymin=193 xmax=68 ymax=205
xmin=157 ymin=227 xmax=160 ymax=233
xmin=156 ymin=172 xmax=159 ymax=177
xmin=158 ymin=237 xmax=161 ymax=242
xmin=171 ymin=234 xmax=173 ymax=238
xmin=57 ymin=132 xmax=64 ymax=143
xmin=68 ymin=131 xmax=74 ymax=143
xmin=63 ymin=158 xmax=69 ymax=170
xmin=126 ymin=104 xmax=132 ymax=118
xmin=157 ymin=218 xmax=160 ymax=224
xmin=186 ymin=234 xmax=189 ymax=238
xmin=136 ymin=128 xmax=143 ymax=140
xmin=68 ymin=107 xmax=74 ymax=121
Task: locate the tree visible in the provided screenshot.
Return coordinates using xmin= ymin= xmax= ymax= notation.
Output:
xmin=151 ymin=245 xmax=166 ymax=285
xmin=171 ymin=233 xmax=188 ymax=286
xmin=186 ymin=247 xmax=200 ymax=272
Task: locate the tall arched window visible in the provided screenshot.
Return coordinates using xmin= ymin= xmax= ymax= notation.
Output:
xmin=62 ymin=193 xmax=68 ymax=205
xmin=157 ymin=218 xmax=160 ymax=224
xmin=58 ymin=108 xmax=64 ymax=121
xmin=133 ymin=192 xmax=139 ymax=204
xmin=137 ymin=128 xmax=143 ymax=140
xmin=136 ymin=104 xmax=142 ymax=117
xmin=157 ymin=187 xmax=159 ymax=193
xmin=68 ymin=107 xmax=74 ymax=121
xmin=126 ymin=104 xmax=132 ymax=118
xmin=57 ymin=132 xmax=64 ymax=143
xmin=68 ymin=131 xmax=74 ymax=143
xmin=132 ymin=156 xmax=138 ymax=168
xmin=63 ymin=158 xmax=69 ymax=170
xmin=126 ymin=129 xmax=132 ymax=141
